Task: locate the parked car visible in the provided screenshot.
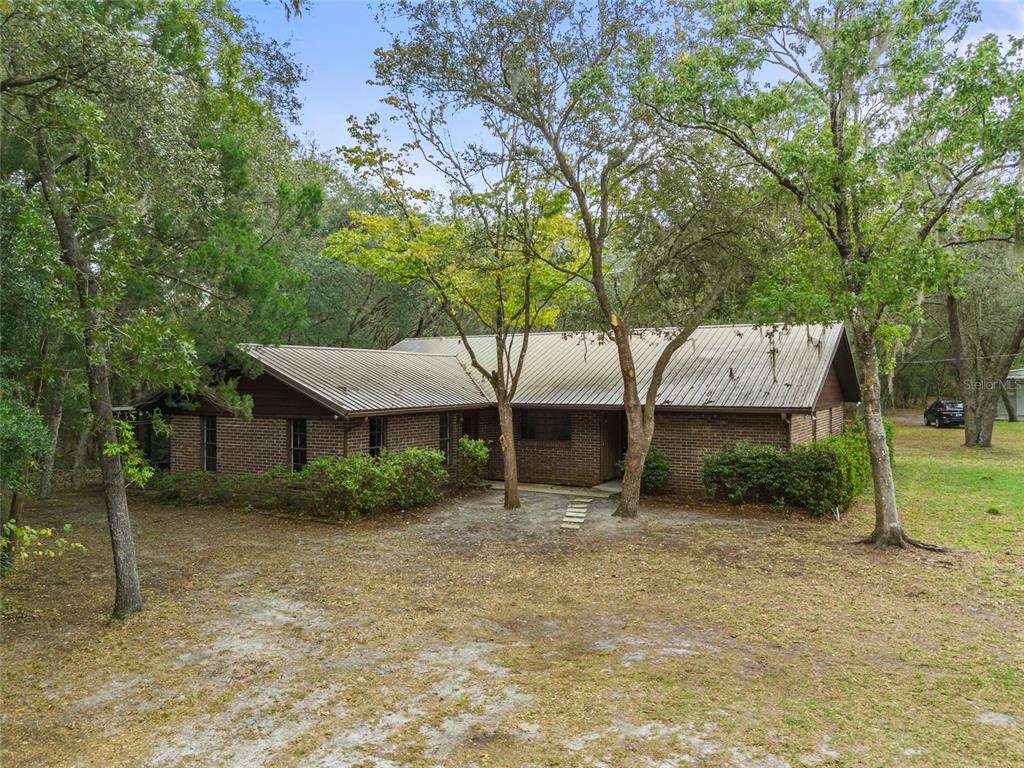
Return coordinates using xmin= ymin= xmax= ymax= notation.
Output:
xmin=924 ymin=399 xmax=965 ymax=427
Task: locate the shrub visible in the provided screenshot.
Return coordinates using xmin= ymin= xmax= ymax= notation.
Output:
xmin=298 ymin=448 xmax=447 ymax=518
xmin=454 ymin=436 xmax=490 ymax=487
xmin=702 ymin=418 xmax=880 ymax=517
xmin=640 ymin=446 xmax=671 ymax=493
xmin=617 ymin=446 xmax=673 ymax=494
xmin=149 ymin=448 xmax=450 ymax=519
xmin=390 ymin=448 xmax=448 ymax=508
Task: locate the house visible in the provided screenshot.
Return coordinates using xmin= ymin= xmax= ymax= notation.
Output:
xmin=997 ymin=367 xmax=1023 ymax=421
xmin=151 ymin=323 xmax=860 ymax=496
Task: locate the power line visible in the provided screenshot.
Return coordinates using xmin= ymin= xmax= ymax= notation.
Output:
xmin=902 ymin=352 xmax=1024 ymax=365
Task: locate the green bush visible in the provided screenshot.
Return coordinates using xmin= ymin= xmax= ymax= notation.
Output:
xmin=298 ymin=448 xmax=447 ymax=518
xmin=391 ymin=448 xmax=448 ymax=508
xmin=701 ymin=418 xmax=884 ymax=517
xmin=147 ymin=468 xmax=287 ymax=508
xmin=148 ymin=448 xmax=449 ymax=519
xmin=640 ymin=446 xmax=671 ymax=493
xmin=454 ymin=436 xmax=490 ymax=487
xmin=617 ymin=446 xmax=673 ymax=494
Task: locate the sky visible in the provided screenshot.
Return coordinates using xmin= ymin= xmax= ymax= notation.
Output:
xmin=240 ymin=0 xmax=1024 ymax=188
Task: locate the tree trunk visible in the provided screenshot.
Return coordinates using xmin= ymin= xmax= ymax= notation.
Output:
xmin=1 ymin=491 xmax=24 ymax=573
xmin=1001 ymin=386 xmax=1018 ymax=422
xmin=496 ymin=399 xmax=520 ymax=509
xmin=948 ymin=292 xmax=1024 ymax=448
xmin=40 ymin=372 xmax=70 ymax=499
xmin=34 ymin=120 xmax=143 ymax=618
xmin=71 ymin=415 xmax=93 ymax=491
xmin=852 ymin=319 xmax=946 ymax=551
xmin=87 ymin=327 xmax=144 ymax=618
xmin=614 ymin=401 xmax=653 ymax=518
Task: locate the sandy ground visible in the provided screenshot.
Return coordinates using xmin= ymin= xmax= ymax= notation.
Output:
xmin=2 ymin=473 xmax=1022 ymax=767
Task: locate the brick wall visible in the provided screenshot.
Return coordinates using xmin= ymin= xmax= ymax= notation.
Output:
xmin=652 ymin=411 xmax=789 ymax=495
xmin=170 ymin=411 xmax=465 ymax=474
xmin=170 ymin=402 xmax=846 ymax=496
xmin=483 ymin=409 xmax=604 ymax=487
xmin=214 ymin=417 xmax=289 ymax=473
xmin=790 ymin=413 xmax=815 ymax=446
xmin=790 ymin=403 xmax=847 ymax=447
xmin=169 ymin=414 xmax=202 ymax=471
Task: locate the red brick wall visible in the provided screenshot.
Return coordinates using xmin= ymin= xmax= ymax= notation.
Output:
xmin=652 ymin=411 xmax=789 ymax=495
xmin=214 ymin=417 xmax=289 ymax=473
xmin=482 ymin=409 xmax=604 ymax=487
xmin=790 ymin=413 xmax=815 ymax=446
xmin=170 ymin=411 xmax=464 ymax=473
xmin=169 ymin=414 xmax=202 ymax=472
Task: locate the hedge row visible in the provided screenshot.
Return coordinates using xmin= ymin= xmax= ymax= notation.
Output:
xmin=701 ymin=419 xmax=892 ymax=517
xmin=146 ymin=437 xmax=489 ymax=519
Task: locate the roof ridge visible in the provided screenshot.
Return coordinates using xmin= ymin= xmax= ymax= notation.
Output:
xmin=395 ymin=322 xmax=843 ymax=344
xmin=239 ymin=342 xmax=462 ymax=359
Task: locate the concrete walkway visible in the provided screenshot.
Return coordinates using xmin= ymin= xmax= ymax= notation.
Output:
xmin=485 ymin=481 xmax=620 ymax=499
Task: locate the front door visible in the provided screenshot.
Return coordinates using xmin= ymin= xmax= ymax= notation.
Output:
xmin=600 ymin=412 xmax=625 ymax=481
xmin=461 ymin=410 xmax=480 ymax=440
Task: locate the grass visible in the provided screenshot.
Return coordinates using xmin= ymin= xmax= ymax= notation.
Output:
xmin=1 ymin=419 xmax=1021 ymax=768
xmin=891 ymin=420 xmax=1024 ymax=553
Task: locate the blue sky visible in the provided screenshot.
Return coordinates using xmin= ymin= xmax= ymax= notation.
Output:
xmin=240 ymin=0 xmax=1024 ymax=187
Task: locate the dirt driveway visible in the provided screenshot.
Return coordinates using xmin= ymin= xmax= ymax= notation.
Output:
xmin=2 ymin=486 xmax=1021 ymax=767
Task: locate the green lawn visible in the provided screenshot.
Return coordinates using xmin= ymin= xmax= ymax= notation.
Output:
xmin=890 ymin=420 xmax=1024 ymax=553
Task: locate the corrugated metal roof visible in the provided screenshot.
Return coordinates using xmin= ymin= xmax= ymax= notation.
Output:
xmin=238 ymin=344 xmax=490 ymax=416
xmin=390 ymin=323 xmax=855 ymax=411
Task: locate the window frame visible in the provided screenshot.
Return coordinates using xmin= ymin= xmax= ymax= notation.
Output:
xmin=520 ymin=410 xmax=572 ymax=442
xmin=369 ymin=416 xmax=385 ymax=457
xmin=290 ymin=418 xmax=308 ymax=473
xmin=438 ymin=413 xmax=451 ymax=464
xmin=202 ymin=415 xmax=217 ymax=472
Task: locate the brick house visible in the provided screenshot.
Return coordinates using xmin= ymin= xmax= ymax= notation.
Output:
xmin=148 ymin=324 xmax=860 ymax=496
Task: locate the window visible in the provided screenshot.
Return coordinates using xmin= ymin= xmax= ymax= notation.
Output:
xmin=369 ymin=416 xmax=385 ymax=457
xmin=520 ymin=410 xmax=571 ymax=441
xmin=438 ymin=413 xmax=451 ymax=464
xmin=202 ymin=416 xmax=217 ymax=472
xmin=290 ymin=419 xmax=308 ymax=472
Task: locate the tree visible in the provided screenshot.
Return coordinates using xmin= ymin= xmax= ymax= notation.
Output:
xmin=665 ymin=0 xmax=1022 ymax=548
xmin=374 ymin=0 xmax=753 ymax=517
xmin=945 ymin=180 xmax=1024 ymax=445
xmin=2 ymin=0 xmax=313 ymax=615
xmin=327 ymin=118 xmax=589 ymax=509
xmin=0 ymin=389 xmax=51 ymax=570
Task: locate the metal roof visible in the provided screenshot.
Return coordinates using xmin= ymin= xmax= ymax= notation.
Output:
xmin=390 ymin=323 xmax=859 ymax=412
xmin=238 ymin=344 xmax=490 ymax=416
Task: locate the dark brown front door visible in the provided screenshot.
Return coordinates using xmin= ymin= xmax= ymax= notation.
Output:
xmin=461 ymin=410 xmax=480 ymax=440
xmin=600 ymin=412 xmax=625 ymax=481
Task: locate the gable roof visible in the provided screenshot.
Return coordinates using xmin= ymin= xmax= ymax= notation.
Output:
xmin=237 ymin=344 xmax=490 ymax=416
xmin=233 ymin=323 xmax=859 ymax=417
xmin=390 ymin=323 xmax=859 ymax=412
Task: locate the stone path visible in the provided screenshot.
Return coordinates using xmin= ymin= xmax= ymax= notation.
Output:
xmin=560 ymin=498 xmax=593 ymax=530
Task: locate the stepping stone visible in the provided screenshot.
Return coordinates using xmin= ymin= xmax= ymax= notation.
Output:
xmin=560 ymin=522 xmax=581 ymax=530
xmin=568 ymin=505 xmax=588 ymax=511
xmin=573 ymin=498 xmax=593 ymax=502
xmin=564 ymin=516 xmax=586 ymax=523
xmin=564 ymin=510 xmax=586 ymax=517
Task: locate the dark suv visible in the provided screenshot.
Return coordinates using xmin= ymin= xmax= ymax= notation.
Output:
xmin=924 ymin=399 xmax=965 ymax=427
